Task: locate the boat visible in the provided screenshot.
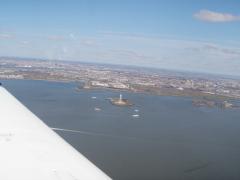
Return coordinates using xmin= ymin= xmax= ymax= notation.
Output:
xmin=94 ymin=107 xmax=101 ymax=111
xmin=132 ymin=114 xmax=139 ymax=118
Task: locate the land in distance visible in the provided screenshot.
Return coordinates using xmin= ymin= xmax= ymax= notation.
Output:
xmin=1 ymin=56 xmax=240 ymax=108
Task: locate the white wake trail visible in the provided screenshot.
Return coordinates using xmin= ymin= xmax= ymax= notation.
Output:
xmin=51 ymin=127 xmax=139 ymax=141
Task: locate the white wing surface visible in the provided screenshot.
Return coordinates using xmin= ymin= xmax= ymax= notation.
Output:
xmin=0 ymin=86 xmax=111 ymax=180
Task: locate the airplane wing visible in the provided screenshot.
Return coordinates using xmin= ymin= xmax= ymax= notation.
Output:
xmin=0 ymin=85 xmax=111 ymax=180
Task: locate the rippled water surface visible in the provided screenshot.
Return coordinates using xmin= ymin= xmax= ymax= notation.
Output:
xmin=3 ymin=80 xmax=240 ymax=180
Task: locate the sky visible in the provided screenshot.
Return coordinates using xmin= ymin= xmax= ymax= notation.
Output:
xmin=0 ymin=0 xmax=240 ymax=76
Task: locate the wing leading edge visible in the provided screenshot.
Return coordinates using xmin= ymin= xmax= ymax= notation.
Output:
xmin=0 ymin=86 xmax=111 ymax=180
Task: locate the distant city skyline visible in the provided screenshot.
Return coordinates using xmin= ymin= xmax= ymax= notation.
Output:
xmin=0 ymin=0 xmax=240 ymax=76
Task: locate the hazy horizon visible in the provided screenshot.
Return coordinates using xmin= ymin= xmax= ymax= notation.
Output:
xmin=2 ymin=55 xmax=240 ymax=79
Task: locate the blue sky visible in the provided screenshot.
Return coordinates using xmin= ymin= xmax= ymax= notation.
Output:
xmin=0 ymin=0 xmax=240 ymax=75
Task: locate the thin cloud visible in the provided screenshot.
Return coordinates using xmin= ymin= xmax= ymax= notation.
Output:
xmin=110 ymin=49 xmax=153 ymax=61
xmin=98 ymin=31 xmax=150 ymax=38
xmin=186 ymin=43 xmax=240 ymax=60
xmin=194 ymin=10 xmax=240 ymax=22
xmin=0 ymin=33 xmax=14 ymax=39
xmin=80 ymin=39 xmax=97 ymax=46
xmin=47 ymin=35 xmax=66 ymax=41
xmin=69 ymin=33 xmax=76 ymax=40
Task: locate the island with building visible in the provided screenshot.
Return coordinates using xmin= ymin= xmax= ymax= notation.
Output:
xmin=109 ymin=94 xmax=133 ymax=106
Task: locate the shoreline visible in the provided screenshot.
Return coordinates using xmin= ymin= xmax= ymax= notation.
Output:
xmin=2 ymin=78 xmax=240 ymax=109
xmin=1 ymin=78 xmax=236 ymax=100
